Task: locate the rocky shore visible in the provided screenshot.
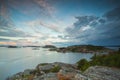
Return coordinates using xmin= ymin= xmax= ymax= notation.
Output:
xmin=7 ymin=62 xmax=120 ymax=80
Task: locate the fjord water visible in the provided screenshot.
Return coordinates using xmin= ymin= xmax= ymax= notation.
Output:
xmin=0 ymin=47 xmax=93 ymax=80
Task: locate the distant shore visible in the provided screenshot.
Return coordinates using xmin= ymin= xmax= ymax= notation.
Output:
xmin=47 ymin=45 xmax=114 ymax=53
xmin=0 ymin=44 xmax=116 ymax=53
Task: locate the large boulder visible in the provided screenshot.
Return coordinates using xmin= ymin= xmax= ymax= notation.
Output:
xmin=75 ymin=74 xmax=90 ymax=80
xmin=84 ymin=66 xmax=120 ymax=80
xmin=52 ymin=62 xmax=77 ymax=69
xmin=37 ymin=64 xmax=54 ymax=73
xmin=57 ymin=67 xmax=89 ymax=80
xmin=33 ymin=73 xmax=58 ymax=80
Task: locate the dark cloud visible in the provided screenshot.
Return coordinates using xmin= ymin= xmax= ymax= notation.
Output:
xmin=98 ymin=19 xmax=106 ymax=24
xmin=104 ymin=7 xmax=120 ymax=21
xmin=0 ymin=12 xmax=14 ymax=30
xmin=0 ymin=29 xmax=28 ymax=37
xmin=109 ymin=0 xmax=120 ymax=5
xmin=66 ymin=16 xmax=98 ymax=40
xmin=74 ymin=16 xmax=98 ymax=27
xmin=0 ymin=38 xmax=10 ymax=41
xmin=66 ymin=7 xmax=120 ymax=45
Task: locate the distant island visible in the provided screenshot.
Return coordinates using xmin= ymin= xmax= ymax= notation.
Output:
xmin=2 ymin=44 xmax=114 ymax=53
xmin=42 ymin=45 xmax=56 ymax=48
xmin=49 ymin=45 xmax=114 ymax=53
xmin=7 ymin=46 xmax=20 ymax=48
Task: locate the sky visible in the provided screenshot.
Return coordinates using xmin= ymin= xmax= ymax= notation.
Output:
xmin=0 ymin=0 xmax=120 ymax=46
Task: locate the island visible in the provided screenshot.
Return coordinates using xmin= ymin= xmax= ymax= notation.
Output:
xmin=7 ymin=46 xmax=20 ymax=48
xmin=49 ymin=45 xmax=113 ymax=53
xmin=42 ymin=45 xmax=56 ymax=48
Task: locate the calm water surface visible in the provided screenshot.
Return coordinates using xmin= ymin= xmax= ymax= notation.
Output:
xmin=0 ymin=47 xmax=93 ymax=80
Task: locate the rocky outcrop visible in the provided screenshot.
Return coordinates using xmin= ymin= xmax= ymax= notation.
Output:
xmin=7 ymin=62 xmax=88 ymax=80
xmin=84 ymin=66 xmax=120 ymax=80
xmin=7 ymin=63 xmax=120 ymax=80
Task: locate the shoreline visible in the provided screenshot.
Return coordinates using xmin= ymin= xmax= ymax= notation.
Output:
xmin=7 ymin=62 xmax=120 ymax=80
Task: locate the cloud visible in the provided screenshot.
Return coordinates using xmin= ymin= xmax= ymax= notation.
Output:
xmin=0 ymin=41 xmax=16 ymax=45
xmin=0 ymin=0 xmax=63 ymax=46
xmin=7 ymin=0 xmax=55 ymax=18
xmin=0 ymin=37 xmax=17 ymax=45
xmin=24 ymin=20 xmax=61 ymax=33
xmin=0 ymin=1 xmax=61 ymax=37
xmin=66 ymin=16 xmax=98 ymax=41
xmin=0 ymin=18 xmax=28 ymax=37
xmin=65 ymin=7 xmax=120 ymax=45
xmin=0 ymin=27 xmax=30 ymax=37
xmin=0 ymin=38 xmax=10 ymax=41
xmin=1 ymin=0 xmax=120 ymax=46
xmin=0 ymin=0 xmax=32 ymax=37
xmin=44 ymin=36 xmax=68 ymax=43
xmin=103 ymin=7 xmax=120 ymax=21
xmin=0 ymin=36 xmax=40 ymax=46
xmin=33 ymin=0 xmax=55 ymax=15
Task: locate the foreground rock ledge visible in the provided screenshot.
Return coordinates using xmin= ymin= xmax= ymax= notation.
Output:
xmin=7 ymin=62 xmax=120 ymax=80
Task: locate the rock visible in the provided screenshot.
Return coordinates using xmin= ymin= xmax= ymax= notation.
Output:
xmin=75 ymin=74 xmax=90 ymax=80
xmin=33 ymin=73 xmax=58 ymax=80
xmin=37 ymin=64 xmax=54 ymax=72
xmin=23 ymin=69 xmax=32 ymax=75
xmin=57 ymin=67 xmax=88 ymax=80
xmin=53 ymin=62 xmax=77 ymax=69
xmin=43 ymin=73 xmax=58 ymax=80
xmin=36 ymin=62 xmax=77 ymax=73
xmin=84 ymin=66 xmax=120 ymax=80
xmin=33 ymin=76 xmax=43 ymax=80
xmin=7 ymin=72 xmax=23 ymax=80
